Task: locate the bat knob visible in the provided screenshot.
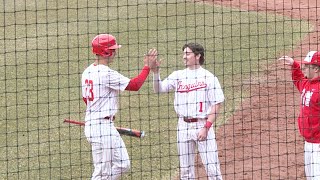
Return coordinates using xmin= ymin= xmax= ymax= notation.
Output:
xmin=140 ymin=131 xmax=145 ymax=138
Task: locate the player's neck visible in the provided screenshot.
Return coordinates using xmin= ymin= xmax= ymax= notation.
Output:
xmin=187 ymin=64 xmax=201 ymax=70
xmin=310 ymin=75 xmax=320 ymax=81
xmin=94 ymin=58 xmax=110 ymax=66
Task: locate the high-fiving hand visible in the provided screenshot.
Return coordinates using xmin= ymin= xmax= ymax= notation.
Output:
xmin=144 ymin=49 xmax=161 ymax=73
xmin=144 ymin=49 xmax=158 ymax=69
xmin=278 ymin=56 xmax=294 ymax=66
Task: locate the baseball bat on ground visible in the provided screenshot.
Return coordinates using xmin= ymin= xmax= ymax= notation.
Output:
xmin=63 ymin=119 xmax=145 ymax=138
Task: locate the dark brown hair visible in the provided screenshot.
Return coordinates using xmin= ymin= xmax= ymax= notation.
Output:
xmin=182 ymin=43 xmax=205 ymax=65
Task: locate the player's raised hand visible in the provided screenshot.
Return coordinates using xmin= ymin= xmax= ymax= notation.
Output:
xmin=151 ymin=59 xmax=161 ymax=73
xmin=144 ymin=49 xmax=158 ymax=68
xmin=278 ymin=56 xmax=294 ymax=66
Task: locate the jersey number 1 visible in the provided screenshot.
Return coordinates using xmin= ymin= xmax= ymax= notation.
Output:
xmin=85 ymin=79 xmax=94 ymax=101
xmin=199 ymin=102 xmax=203 ymax=112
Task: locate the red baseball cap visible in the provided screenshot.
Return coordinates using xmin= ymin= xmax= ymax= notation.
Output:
xmin=301 ymin=51 xmax=320 ymax=66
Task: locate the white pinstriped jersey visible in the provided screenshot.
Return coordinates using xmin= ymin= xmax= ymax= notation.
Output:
xmin=81 ymin=63 xmax=130 ymax=121
xmin=159 ymin=67 xmax=224 ymax=118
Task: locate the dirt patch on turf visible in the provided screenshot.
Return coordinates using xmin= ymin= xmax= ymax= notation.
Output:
xmin=190 ymin=0 xmax=320 ymax=179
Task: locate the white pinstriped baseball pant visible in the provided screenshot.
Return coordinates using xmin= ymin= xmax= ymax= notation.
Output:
xmin=305 ymin=141 xmax=320 ymax=180
xmin=177 ymin=118 xmax=223 ymax=180
xmin=85 ymin=119 xmax=130 ymax=180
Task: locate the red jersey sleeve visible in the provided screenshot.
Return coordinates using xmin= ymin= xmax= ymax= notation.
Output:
xmin=125 ymin=66 xmax=150 ymax=91
xmin=291 ymin=61 xmax=306 ymax=91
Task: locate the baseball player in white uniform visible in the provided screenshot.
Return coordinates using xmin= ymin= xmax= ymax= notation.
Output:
xmin=152 ymin=43 xmax=224 ymax=180
xmin=82 ymin=34 xmax=157 ymax=180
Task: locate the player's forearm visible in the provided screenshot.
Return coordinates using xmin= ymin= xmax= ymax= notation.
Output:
xmin=292 ymin=61 xmax=305 ymax=80
xmin=153 ymin=72 xmax=165 ymax=93
xmin=204 ymin=103 xmax=221 ymax=129
xmin=125 ymin=66 xmax=150 ymax=91
xmin=291 ymin=61 xmax=306 ymax=90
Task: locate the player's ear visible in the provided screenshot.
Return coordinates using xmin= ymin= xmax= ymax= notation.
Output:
xmin=105 ymin=51 xmax=111 ymax=57
xmin=196 ymin=53 xmax=201 ymax=60
xmin=105 ymin=49 xmax=116 ymax=57
xmin=104 ymin=50 xmax=112 ymax=57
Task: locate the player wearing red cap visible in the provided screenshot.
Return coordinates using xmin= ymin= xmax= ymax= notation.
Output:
xmin=279 ymin=51 xmax=320 ymax=179
xmin=82 ymin=34 xmax=157 ymax=180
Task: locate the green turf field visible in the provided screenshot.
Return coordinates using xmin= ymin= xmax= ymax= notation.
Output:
xmin=0 ymin=0 xmax=311 ymax=179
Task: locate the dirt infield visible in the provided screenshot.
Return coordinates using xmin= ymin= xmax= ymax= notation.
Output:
xmin=192 ymin=0 xmax=319 ymax=179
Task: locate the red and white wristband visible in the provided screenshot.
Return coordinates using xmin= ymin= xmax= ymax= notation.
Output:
xmin=204 ymin=121 xmax=213 ymax=129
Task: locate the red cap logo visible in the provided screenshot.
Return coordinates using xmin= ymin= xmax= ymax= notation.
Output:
xmin=302 ymin=51 xmax=320 ymax=66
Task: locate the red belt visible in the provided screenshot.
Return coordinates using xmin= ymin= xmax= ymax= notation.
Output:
xmin=183 ymin=117 xmax=198 ymax=123
xmin=105 ymin=116 xmax=115 ymax=121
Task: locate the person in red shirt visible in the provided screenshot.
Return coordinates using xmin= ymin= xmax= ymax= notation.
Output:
xmin=279 ymin=51 xmax=320 ymax=179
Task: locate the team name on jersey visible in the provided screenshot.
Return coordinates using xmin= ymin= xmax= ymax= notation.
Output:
xmin=177 ymin=80 xmax=207 ymax=93
xmin=301 ymin=89 xmax=314 ymax=107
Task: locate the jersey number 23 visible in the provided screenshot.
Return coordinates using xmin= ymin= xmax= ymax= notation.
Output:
xmin=85 ymin=79 xmax=94 ymax=101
